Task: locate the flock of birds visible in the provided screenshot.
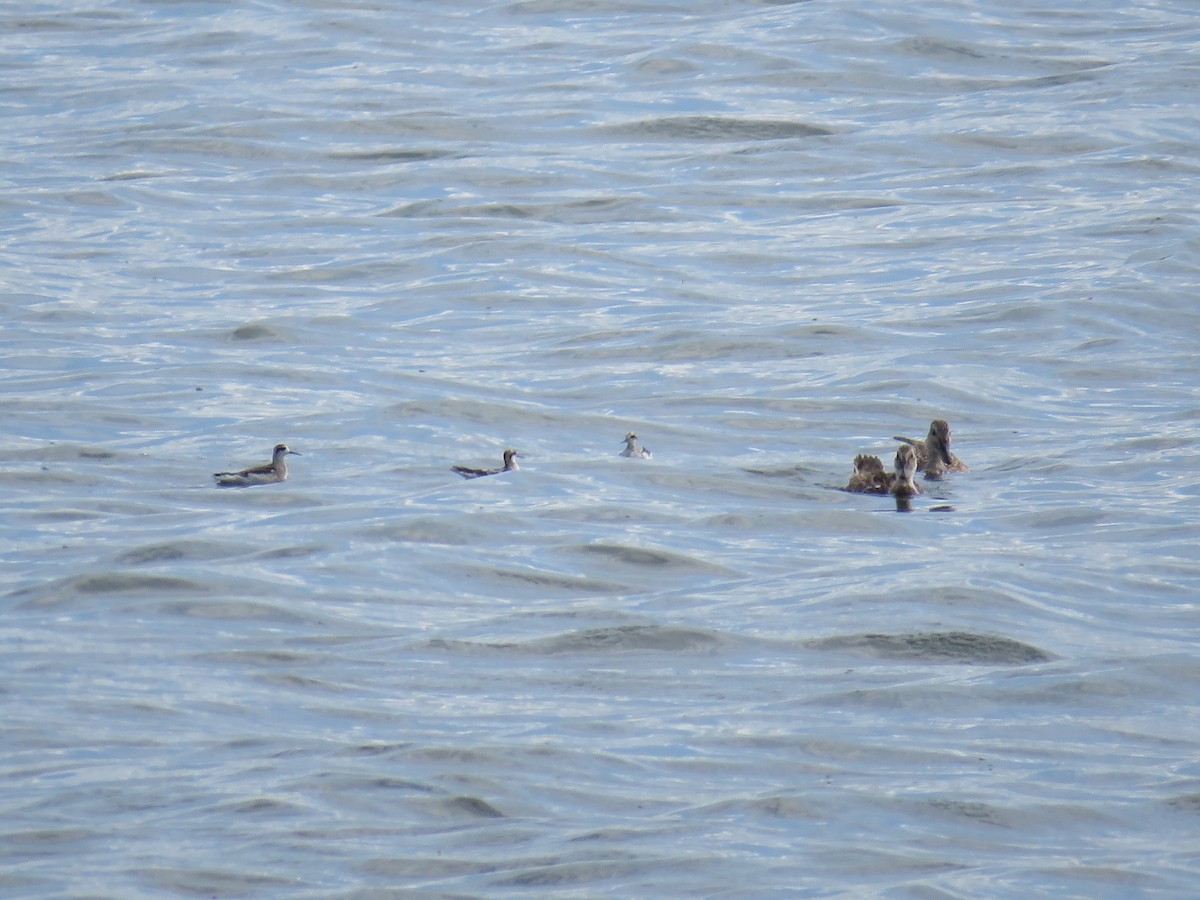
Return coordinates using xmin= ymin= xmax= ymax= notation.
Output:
xmin=212 ymin=432 xmax=653 ymax=487
xmin=213 ymin=422 xmax=966 ymax=503
xmin=844 ymin=418 xmax=968 ymax=499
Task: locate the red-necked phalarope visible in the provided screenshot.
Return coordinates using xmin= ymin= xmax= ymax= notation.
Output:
xmin=893 ymin=419 xmax=968 ymax=478
xmin=620 ymin=432 xmax=652 ymax=459
xmin=451 ymin=448 xmax=522 ymax=479
xmin=214 ymin=443 xmax=300 ymax=487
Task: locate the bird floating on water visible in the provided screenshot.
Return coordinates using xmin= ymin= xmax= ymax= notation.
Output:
xmin=844 ymin=444 xmax=920 ymax=498
xmin=844 ymin=454 xmax=891 ymax=494
xmin=620 ymin=432 xmax=652 ymax=459
xmin=890 ymin=444 xmax=920 ymax=500
xmin=893 ymin=419 xmax=968 ymax=478
xmin=451 ymin=448 xmax=522 ymax=479
xmin=214 ymin=443 xmax=300 ymax=487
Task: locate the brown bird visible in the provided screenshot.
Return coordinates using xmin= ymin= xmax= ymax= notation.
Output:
xmin=893 ymin=419 xmax=968 ymax=478
xmin=890 ymin=444 xmax=919 ymax=500
xmin=844 ymin=454 xmax=892 ymax=493
xmin=844 ymin=444 xmax=920 ymax=498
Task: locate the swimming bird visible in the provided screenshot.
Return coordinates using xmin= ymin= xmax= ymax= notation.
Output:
xmin=620 ymin=432 xmax=652 ymax=459
xmin=843 ymin=445 xmax=921 ymax=497
xmin=894 ymin=419 xmax=968 ymax=478
xmin=844 ymin=454 xmax=892 ymax=493
xmin=890 ymin=444 xmax=920 ymax=500
xmin=213 ymin=443 xmax=300 ymax=486
xmin=451 ymin=448 xmax=522 ymax=479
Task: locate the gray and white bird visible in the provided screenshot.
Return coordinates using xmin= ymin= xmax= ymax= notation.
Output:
xmin=214 ymin=443 xmax=300 ymax=487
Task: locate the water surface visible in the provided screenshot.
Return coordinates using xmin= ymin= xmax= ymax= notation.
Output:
xmin=3 ymin=0 xmax=1200 ymax=895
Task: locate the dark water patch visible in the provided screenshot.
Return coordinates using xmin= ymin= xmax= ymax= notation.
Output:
xmin=1165 ymin=794 xmax=1200 ymax=814
xmin=107 ymin=131 xmax=297 ymax=160
xmin=569 ymin=825 xmax=662 ymax=844
xmin=405 ymin=746 xmax=503 ymax=766
xmin=140 ymin=867 xmax=300 ymax=896
xmin=536 ymin=624 xmax=725 ymax=654
xmin=253 ymin=544 xmax=322 ymax=561
xmin=208 ymin=489 xmax=322 ymax=512
xmin=382 ymin=199 xmax=535 ymax=220
xmin=810 ymin=631 xmax=1051 ymax=665
xmin=0 ymin=827 xmax=96 ymax=853
xmin=255 ymin=672 xmax=350 ymax=693
xmin=55 ymin=188 xmax=130 ymax=209
xmin=155 ymin=599 xmax=314 ymax=624
xmin=431 ymin=624 xmax=729 ymax=657
xmin=100 ymin=168 xmax=168 ymax=182
xmin=329 ymin=147 xmax=461 ymax=163
xmin=377 ymin=199 xmax=442 ymax=218
xmin=389 ymin=397 xmax=562 ymax=429
xmin=446 ymin=795 xmax=505 ymax=818
xmin=897 ymin=35 xmax=988 ymax=61
xmin=196 ymin=649 xmax=325 ymax=667
xmin=649 ymin=329 xmax=823 ymax=362
xmin=569 ymin=542 xmax=735 ymax=576
xmin=533 ymin=503 xmax=673 ymax=526
xmin=703 ymin=513 xmax=757 ymax=529
xmin=338 ymin=742 xmax=412 ymax=758
xmin=804 ymin=681 xmax=1001 ymax=714
xmin=224 ymin=321 xmax=292 ymax=343
xmin=633 ymin=56 xmax=698 ymax=76
xmin=798 ymin=193 xmax=905 ymax=213
xmin=20 ymin=507 xmax=105 ymax=521
xmin=3 ymin=443 xmax=121 ymax=463
xmin=1008 ymin=69 xmax=1110 ymax=92
xmin=489 ymin=857 xmax=678 ymax=889
xmin=449 ymin=562 xmax=629 ymax=595
xmin=358 ymin=855 xmax=495 ymax=880
xmin=363 ymin=516 xmax=488 ymax=546
xmin=945 ymin=129 xmax=1117 ymax=159
xmin=306 ymin=773 xmax=437 ymax=796
xmin=601 ymin=115 xmax=834 ymax=142
xmin=1117 ymin=433 xmax=1193 ymax=452
xmin=502 ymin=0 xmax=685 ymax=15
xmin=742 ymin=463 xmax=813 ymax=479
xmin=220 ymin=796 xmax=307 ymax=817
xmin=382 ymin=196 xmax=657 ymax=226
xmin=695 ymin=793 xmax=818 ymax=820
xmin=10 ymin=572 xmax=208 ymax=609
xmin=115 ymin=539 xmax=251 ymax=565
xmin=1010 ymin=507 xmax=1108 ymax=530
xmin=914 ymin=797 xmax=1011 ymax=827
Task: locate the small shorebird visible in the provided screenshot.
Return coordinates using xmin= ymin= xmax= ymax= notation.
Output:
xmin=893 ymin=419 xmax=968 ymax=478
xmin=890 ymin=444 xmax=920 ymax=500
xmin=620 ymin=432 xmax=652 ymax=459
xmin=214 ymin=443 xmax=300 ymax=486
xmin=844 ymin=454 xmax=892 ymax=493
xmin=843 ymin=444 xmax=921 ymax=498
xmin=451 ymin=448 xmax=522 ymax=479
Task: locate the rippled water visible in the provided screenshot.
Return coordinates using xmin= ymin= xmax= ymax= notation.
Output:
xmin=4 ymin=0 xmax=1200 ymax=895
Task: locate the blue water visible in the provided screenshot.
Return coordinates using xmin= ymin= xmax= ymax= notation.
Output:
xmin=4 ymin=0 xmax=1200 ymax=895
